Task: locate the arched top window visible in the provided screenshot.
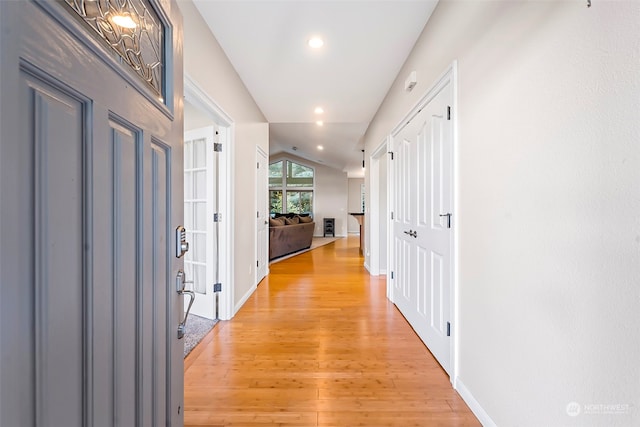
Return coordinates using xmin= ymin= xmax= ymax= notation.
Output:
xmin=269 ymin=160 xmax=314 ymax=215
xmin=269 ymin=160 xmax=313 ymax=188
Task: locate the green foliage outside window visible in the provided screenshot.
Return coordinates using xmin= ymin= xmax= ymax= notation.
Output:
xmin=270 ymin=190 xmax=283 ymax=213
xmin=269 ymin=161 xmax=283 ymax=188
xmin=286 ymin=191 xmax=312 ymax=214
xmin=269 ymin=160 xmax=314 ymax=215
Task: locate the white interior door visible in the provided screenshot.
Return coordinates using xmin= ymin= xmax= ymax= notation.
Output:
xmin=391 ymin=77 xmax=454 ymax=375
xmin=392 ymin=117 xmax=420 ymax=331
xmin=0 ymin=1 xmax=184 ymax=425
xmin=184 ymin=126 xmax=218 ymax=319
xmin=256 ymin=147 xmax=269 ymax=283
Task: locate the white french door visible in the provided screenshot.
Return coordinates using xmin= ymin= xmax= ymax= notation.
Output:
xmin=0 ymin=0 xmax=184 ymax=425
xmin=391 ymin=71 xmax=454 ymax=375
xmin=184 ymin=126 xmax=218 ymax=319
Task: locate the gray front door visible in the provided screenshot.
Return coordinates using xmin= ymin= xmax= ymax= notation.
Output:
xmin=0 ymin=0 xmax=184 ymax=425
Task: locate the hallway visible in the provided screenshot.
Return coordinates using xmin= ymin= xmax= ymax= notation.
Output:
xmin=184 ymin=236 xmax=480 ymax=426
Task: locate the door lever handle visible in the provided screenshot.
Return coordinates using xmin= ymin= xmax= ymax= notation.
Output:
xmin=439 ymin=213 xmax=452 ymax=229
xmin=176 ymin=270 xmax=195 ymax=339
xmin=404 ymin=230 xmax=417 ymax=238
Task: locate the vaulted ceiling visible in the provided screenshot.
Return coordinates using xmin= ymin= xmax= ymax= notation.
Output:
xmin=193 ymin=1 xmax=438 ymax=177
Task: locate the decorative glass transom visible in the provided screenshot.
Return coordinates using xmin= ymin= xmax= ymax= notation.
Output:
xmin=63 ymin=0 xmax=165 ymax=99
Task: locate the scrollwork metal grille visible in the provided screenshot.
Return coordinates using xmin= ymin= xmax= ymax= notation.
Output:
xmin=63 ymin=0 xmax=164 ymax=99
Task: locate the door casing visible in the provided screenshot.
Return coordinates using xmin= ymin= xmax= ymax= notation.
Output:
xmin=184 ymin=75 xmax=235 ymax=321
xmin=256 ymin=146 xmax=269 ymax=284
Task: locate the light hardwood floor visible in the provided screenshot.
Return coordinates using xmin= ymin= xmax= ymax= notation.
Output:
xmin=184 ymin=236 xmax=480 ymax=426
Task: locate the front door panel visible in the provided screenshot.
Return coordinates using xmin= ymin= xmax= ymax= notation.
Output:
xmin=26 ymin=69 xmax=86 ymax=427
xmin=0 ymin=1 xmax=184 ymax=425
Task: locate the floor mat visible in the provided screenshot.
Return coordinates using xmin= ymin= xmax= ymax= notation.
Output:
xmin=183 ymin=313 xmax=218 ymax=358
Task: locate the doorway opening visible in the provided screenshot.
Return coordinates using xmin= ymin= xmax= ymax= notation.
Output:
xmin=182 ymin=75 xmax=234 ymax=331
xmin=368 ymin=139 xmax=389 ymax=283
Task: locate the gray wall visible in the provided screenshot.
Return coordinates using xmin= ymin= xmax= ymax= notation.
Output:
xmin=364 ymin=1 xmax=640 ymax=426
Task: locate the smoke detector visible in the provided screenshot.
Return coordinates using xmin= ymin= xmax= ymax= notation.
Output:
xmin=405 ymin=71 xmax=417 ymax=92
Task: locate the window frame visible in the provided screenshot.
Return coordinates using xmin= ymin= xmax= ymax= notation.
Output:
xmin=269 ymin=159 xmax=315 ymax=216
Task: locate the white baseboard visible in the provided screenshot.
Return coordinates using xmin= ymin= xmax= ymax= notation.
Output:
xmin=454 ymin=378 xmax=496 ymax=427
xmin=364 ymin=265 xmax=388 ymax=277
xmin=233 ymin=284 xmax=257 ymax=316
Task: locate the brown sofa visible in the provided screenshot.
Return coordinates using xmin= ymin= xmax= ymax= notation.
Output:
xmin=269 ymin=218 xmax=315 ymax=260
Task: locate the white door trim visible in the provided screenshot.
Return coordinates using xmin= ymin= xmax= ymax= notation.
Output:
xmin=255 ymin=145 xmax=269 ymax=284
xmin=450 ymin=61 xmax=461 ymax=387
xmin=368 ymin=138 xmax=390 ymax=278
xmin=184 ymin=74 xmax=235 ymax=321
xmin=388 ymin=61 xmax=458 ymax=383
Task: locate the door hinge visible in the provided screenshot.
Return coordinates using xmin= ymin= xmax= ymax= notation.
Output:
xmin=447 ymin=106 xmax=451 ymax=120
xmin=214 ymin=143 xmax=223 ymax=152
xmin=388 ymin=151 xmax=394 ymax=160
xmin=257 ymin=162 xmax=260 ymax=169
xmin=214 ymin=213 xmax=222 ymax=222
xmin=447 ymin=321 xmax=451 ymax=337
xmin=257 ymin=260 xmax=259 ymax=267
xmin=390 ymin=212 xmax=394 ymax=220
xmin=213 ymin=283 xmax=222 ymax=292
xmin=257 ymin=211 xmax=260 ymax=218
xmin=391 ymin=271 xmax=394 ymax=280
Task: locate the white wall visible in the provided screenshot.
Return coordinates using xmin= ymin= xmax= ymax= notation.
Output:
xmin=180 ymin=0 xmax=269 ymax=311
xmin=347 ymin=178 xmax=364 ymax=233
xmin=365 ymin=1 xmax=640 ymax=426
xmin=184 ymin=100 xmax=214 ymax=131
xmin=270 ymin=153 xmax=349 ymax=237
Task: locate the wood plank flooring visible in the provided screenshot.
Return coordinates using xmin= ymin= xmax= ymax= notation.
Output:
xmin=184 ymin=236 xmax=480 ymax=427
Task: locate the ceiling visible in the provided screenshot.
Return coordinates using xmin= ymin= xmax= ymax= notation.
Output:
xmin=193 ymin=0 xmax=438 ymax=177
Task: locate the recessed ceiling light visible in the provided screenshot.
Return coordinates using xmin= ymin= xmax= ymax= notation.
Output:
xmin=316 ymin=120 xmax=323 ymax=126
xmin=317 ymin=145 xmax=324 ymax=150
xmin=112 ymin=14 xmax=137 ymax=29
xmin=308 ymin=37 xmax=324 ymax=49
xmin=314 ymin=107 xmax=324 ymax=114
